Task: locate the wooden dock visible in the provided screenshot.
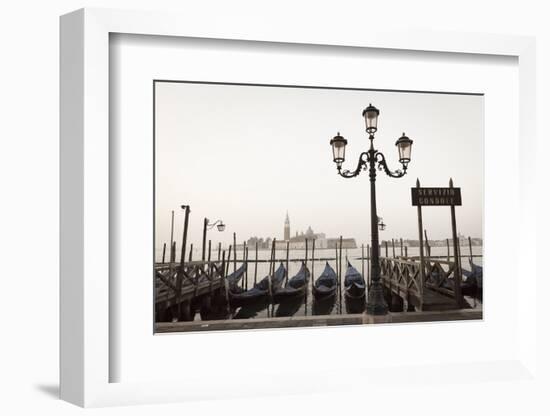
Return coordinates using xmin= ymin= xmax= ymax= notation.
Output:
xmin=155 ymin=255 xmax=479 ymax=326
xmin=379 ymin=256 xmax=467 ymax=311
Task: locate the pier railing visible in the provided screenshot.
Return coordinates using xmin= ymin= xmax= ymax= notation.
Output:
xmin=155 ymin=260 xmax=225 ymax=306
xmin=423 ymin=259 xmax=457 ymax=297
xmin=380 ymin=257 xmax=423 ymax=301
xmin=379 ymin=256 xmax=461 ymax=310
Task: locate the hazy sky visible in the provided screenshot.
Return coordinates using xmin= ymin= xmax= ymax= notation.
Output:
xmin=155 ymin=82 xmax=483 ymax=250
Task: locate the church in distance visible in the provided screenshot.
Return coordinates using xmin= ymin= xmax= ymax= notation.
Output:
xmin=245 ymin=212 xmax=357 ymax=250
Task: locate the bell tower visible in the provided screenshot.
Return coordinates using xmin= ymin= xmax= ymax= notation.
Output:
xmin=284 ymin=211 xmax=290 ymax=241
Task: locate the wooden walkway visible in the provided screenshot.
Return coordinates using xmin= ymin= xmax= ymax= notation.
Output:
xmin=379 ymin=256 xmax=463 ymax=311
xmin=155 ymin=260 xmax=227 ymax=322
xmin=156 ymin=309 xmax=482 ymax=333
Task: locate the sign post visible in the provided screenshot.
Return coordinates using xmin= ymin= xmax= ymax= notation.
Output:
xmin=415 ymin=179 xmax=425 ymax=311
xmin=448 ymin=179 xmax=462 ymax=307
xmin=411 ymin=178 xmax=463 ymax=308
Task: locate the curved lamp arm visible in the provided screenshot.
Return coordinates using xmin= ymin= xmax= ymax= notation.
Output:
xmin=375 ymin=152 xmax=408 ymax=178
xmin=206 ymin=219 xmax=224 ymax=230
xmin=338 ymin=152 xmax=370 ymax=178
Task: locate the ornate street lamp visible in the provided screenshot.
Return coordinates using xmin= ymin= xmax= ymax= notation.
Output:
xmin=202 ymin=218 xmax=225 ymax=260
xmin=378 ymin=217 xmax=386 ymax=231
xmin=205 ymin=218 xmax=225 ymax=231
xmin=395 ymin=133 xmax=413 ymax=164
xmin=330 ymin=104 xmax=413 ymax=315
xmin=330 ymin=133 xmax=347 ymax=170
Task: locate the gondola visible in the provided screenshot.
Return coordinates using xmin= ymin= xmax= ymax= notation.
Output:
xmin=469 ymin=261 xmax=483 ymax=289
xmin=344 ymin=261 xmax=366 ymax=299
xmin=225 ymin=263 xmax=247 ymax=289
xmin=232 ymin=297 xmax=271 ymax=319
xmin=275 ymin=296 xmax=304 ymax=317
xmin=229 ymin=262 xmax=286 ymax=306
xmin=461 ymin=261 xmax=483 ymax=299
xmin=312 ymin=294 xmax=336 ymax=315
xmin=273 ymin=262 xmax=310 ymax=302
xmin=312 ymin=262 xmax=337 ymax=300
xmin=441 ymin=261 xmax=483 ymax=301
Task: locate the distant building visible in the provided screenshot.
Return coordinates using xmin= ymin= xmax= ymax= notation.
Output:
xmin=275 ymin=213 xmax=356 ymax=249
xmin=284 ymin=211 xmax=290 ymax=241
xmin=326 ymin=238 xmax=357 ymax=249
xmin=242 ymin=213 xmax=358 ymax=250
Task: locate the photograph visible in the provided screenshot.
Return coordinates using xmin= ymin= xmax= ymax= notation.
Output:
xmin=153 ymin=81 xmax=483 ymax=333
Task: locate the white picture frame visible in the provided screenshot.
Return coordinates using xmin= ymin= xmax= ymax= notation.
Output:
xmin=60 ymin=8 xmax=538 ymax=408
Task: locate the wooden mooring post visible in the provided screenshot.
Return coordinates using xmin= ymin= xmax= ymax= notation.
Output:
xmin=170 ymin=241 xmax=176 ymax=263
xmin=361 ymin=244 xmax=365 ymax=280
xmin=169 ymin=210 xmax=175 ymax=261
xmin=334 ymin=244 xmax=339 ymax=283
xmin=254 ymin=241 xmax=258 ymax=285
xmin=457 ymin=242 xmax=464 ymax=278
xmin=242 ymin=241 xmax=247 ymax=289
xmin=308 ymin=239 xmax=314 ymax=316
xmin=391 ymin=238 xmax=396 ymax=258
xmin=424 ymin=229 xmax=431 ymax=258
xmin=221 ymin=250 xmax=229 ymax=314
xmin=312 ymin=240 xmax=317 ymax=299
xmin=311 ymin=239 xmax=315 ymax=279
xmin=446 ymin=238 xmax=450 ymax=262
xmin=400 ymin=238 xmax=403 ymax=257
xmin=201 ymin=217 xmax=208 ymax=261
xmin=226 ymin=245 xmax=232 ymax=276
xmin=204 ymin=239 xmax=213 ymax=310
xmin=267 ymin=239 xmax=276 ymax=316
xmin=162 ymin=243 xmax=166 ymax=264
xmin=218 ymin=242 xmax=221 ymax=261
xmin=244 ymin=245 xmax=249 ymax=290
xmin=339 ymin=236 xmax=343 ymax=314
xmin=233 ymin=232 xmax=237 ymax=273
xmin=176 ymin=205 xmax=190 ymax=320
xmin=468 ymin=236 xmax=473 ymax=264
xmin=285 ymin=240 xmax=290 ymax=285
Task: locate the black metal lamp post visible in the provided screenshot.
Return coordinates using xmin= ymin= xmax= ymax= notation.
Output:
xmin=202 ymin=218 xmax=225 ymax=260
xmin=330 ymin=104 xmax=413 ymax=315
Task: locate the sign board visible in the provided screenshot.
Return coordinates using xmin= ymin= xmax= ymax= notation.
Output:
xmin=411 ymin=187 xmax=462 ymax=206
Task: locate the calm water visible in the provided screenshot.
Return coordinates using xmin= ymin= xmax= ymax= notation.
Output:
xmin=158 ymin=244 xmax=483 ymax=321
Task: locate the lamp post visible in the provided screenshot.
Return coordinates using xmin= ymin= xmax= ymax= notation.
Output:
xmin=202 ymin=218 xmax=226 ymax=261
xmin=330 ymin=104 xmax=413 ymax=315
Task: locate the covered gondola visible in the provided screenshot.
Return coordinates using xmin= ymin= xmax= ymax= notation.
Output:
xmin=344 ymin=261 xmax=366 ymax=299
xmin=275 ymin=296 xmax=304 ymax=317
xmin=229 ymin=262 xmax=286 ymax=306
xmin=274 ymin=262 xmax=310 ymax=302
xmin=225 ymin=263 xmax=247 ymax=289
xmin=312 ymin=262 xmax=338 ymax=300
xmin=461 ymin=262 xmax=483 ymax=299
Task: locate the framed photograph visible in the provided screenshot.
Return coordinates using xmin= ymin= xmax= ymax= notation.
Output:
xmin=152 ymin=80 xmax=483 ymax=334
xmin=60 ymin=8 xmax=538 ymax=408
